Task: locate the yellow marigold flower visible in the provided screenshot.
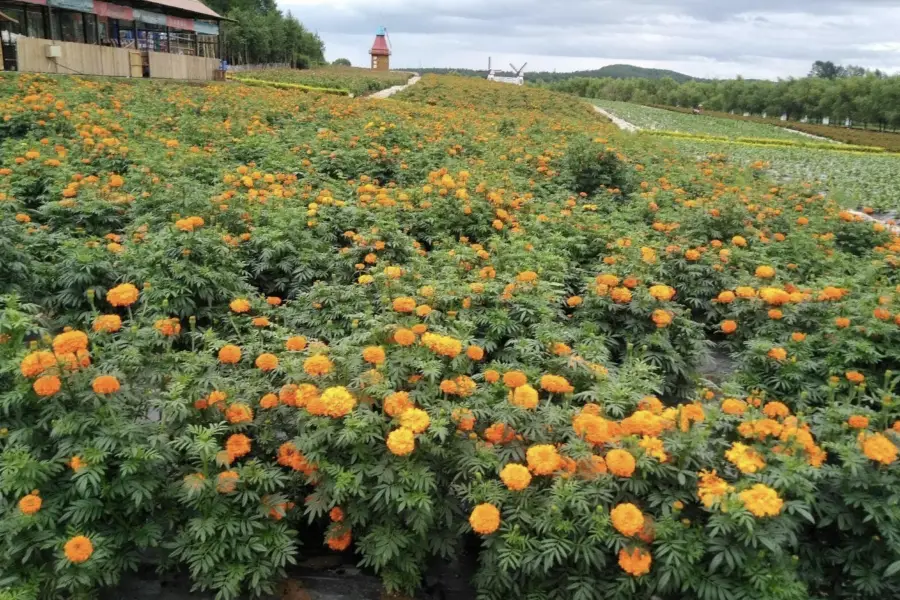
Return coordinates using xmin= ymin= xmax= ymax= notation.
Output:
xmin=861 ymin=432 xmax=898 ymax=465
xmin=92 ymin=375 xmax=120 ymax=395
xmin=721 ymin=398 xmax=747 ymax=416
xmin=469 ymin=503 xmax=500 ymax=535
xmin=92 ymin=315 xmax=122 ymax=333
xmin=420 ymin=333 xmax=462 ymax=358
xmin=19 ymin=493 xmax=42 ymax=515
xmin=321 ymin=386 xmax=356 ymax=418
xmin=386 ymin=428 xmax=415 ymax=456
xmin=511 ymin=384 xmax=539 ymax=409
xmin=64 ymin=535 xmax=94 ymax=564
xmin=230 ymin=298 xmax=251 ymax=313
xmin=107 ymin=283 xmax=139 ymax=307
xmin=33 ymin=375 xmax=61 ymax=397
xmin=755 ymin=265 xmax=775 ymax=279
xmin=255 ymin=353 xmax=278 ymax=372
xmin=725 ymin=442 xmax=766 ymax=474
xmin=384 ymin=266 xmax=403 ymax=279
xmin=735 ymin=286 xmax=756 ymax=299
xmin=303 ymin=354 xmax=333 ymax=376
xmin=527 ymin=444 xmax=561 ymax=475
xmin=218 ymin=344 xmax=241 ymax=364
xmin=605 ymin=449 xmax=636 ymax=477
xmin=611 ymin=503 xmax=644 ymax=536
xmin=648 ymin=285 xmax=675 ymax=301
xmin=618 ymin=547 xmax=652 ymax=577
xmin=739 ymin=484 xmax=784 ymax=518
xmin=362 ymin=346 xmax=386 ymax=365
xmin=500 ymin=464 xmax=532 ymax=491
xmin=697 ymin=469 xmax=733 ymax=507
xmin=639 ymin=436 xmax=667 ymax=461
xmin=400 ymin=407 xmax=430 ymax=433
xmin=540 ymin=374 xmax=573 ymax=394
xmin=52 ymin=330 xmax=88 ymax=355
xmin=20 ymin=351 xmax=58 ymax=378
xmin=392 ymin=296 xmax=416 ymax=313
xmin=358 ymin=274 xmax=374 ymax=285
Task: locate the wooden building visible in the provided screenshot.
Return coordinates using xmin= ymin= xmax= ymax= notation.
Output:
xmin=369 ymin=26 xmax=389 ymax=71
xmin=0 ymin=0 xmax=225 ymax=79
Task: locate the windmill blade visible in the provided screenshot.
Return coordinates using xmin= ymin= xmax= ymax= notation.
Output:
xmin=509 ymin=63 xmax=518 ymax=74
xmin=518 ymin=62 xmax=527 ymax=75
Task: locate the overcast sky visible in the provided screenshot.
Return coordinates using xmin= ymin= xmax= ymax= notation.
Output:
xmin=277 ymin=0 xmax=900 ymax=79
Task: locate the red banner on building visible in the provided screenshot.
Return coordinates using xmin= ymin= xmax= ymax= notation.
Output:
xmin=94 ymin=0 xmax=133 ymax=20
xmin=166 ymin=15 xmax=194 ymax=31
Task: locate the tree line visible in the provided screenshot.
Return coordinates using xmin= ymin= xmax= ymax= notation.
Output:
xmin=542 ymin=62 xmax=900 ymax=131
xmin=205 ymin=0 xmax=326 ymax=67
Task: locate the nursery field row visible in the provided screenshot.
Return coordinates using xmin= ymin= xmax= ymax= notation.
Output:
xmin=1 ymin=71 xmax=900 ymax=600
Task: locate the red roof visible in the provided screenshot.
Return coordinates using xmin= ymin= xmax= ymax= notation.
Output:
xmin=141 ymin=0 xmax=223 ymax=19
xmin=370 ymin=34 xmax=390 ymax=56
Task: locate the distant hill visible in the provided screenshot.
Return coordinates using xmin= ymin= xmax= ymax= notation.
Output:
xmin=400 ymin=64 xmax=700 ymax=84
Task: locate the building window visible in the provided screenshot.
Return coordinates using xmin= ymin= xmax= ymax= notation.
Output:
xmin=26 ymin=8 xmax=45 ymax=39
xmin=84 ymin=13 xmax=96 ymax=44
xmin=58 ymin=10 xmax=85 ymax=43
xmin=116 ymin=19 xmax=135 ymax=48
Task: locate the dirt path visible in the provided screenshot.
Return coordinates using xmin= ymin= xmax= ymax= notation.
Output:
xmin=846 ymin=210 xmax=900 ymax=234
xmin=593 ymin=106 xmax=640 ymax=132
xmin=368 ymin=74 xmax=421 ymax=99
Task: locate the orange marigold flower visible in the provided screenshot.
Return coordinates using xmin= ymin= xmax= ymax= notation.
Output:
xmin=225 ymin=402 xmax=253 ymax=424
xmin=735 ymin=286 xmax=756 ymax=299
xmin=384 ymin=391 xmax=413 ymax=417
xmin=304 ymin=354 xmax=333 ymax=376
xmin=216 ymin=471 xmax=239 ymax=493
xmin=92 ymin=314 xmax=122 ymax=333
xmin=285 ymin=336 xmax=308 ymax=351
xmin=484 ymin=369 xmax=500 ymax=383
xmin=611 ymin=503 xmax=644 ymax=537
xmin=651 ymin=309 xmax=673 ymax=328
xmin=846 ymin=371 xmax=865 ymax=384
xmin=684 ymin=249 xmax=700 ymax=261
xmin=605 ymin=449 xmax=636 ymax=477
xmin=218 ymin=344 xmax=242 ymax=364
xmin=154 ymin=318 xmax=181 ymax=336
xmin=330 ymin=507 xmax=345 ymax=522
xmin=393 ymin=328 xmax=416 ymax=346
xmin=618 ymin=547 xmax=652 ymax=577
xmin=92 ymin=375 xmax=120 ymax=395
xmin=552 ymin=342 xmax=572 ymax=356
xmin=469 ymin=503 xmax=500 ymax=535
xmin=791 ymin=332 xmax=806 ymax=343
xmin=326 ymin=528 xmax=352 ymax=551
xmin=52 ymin=330 xmax=88 ymax=355
xmin=503 ymin=370 xmax=527 ymax=388
xmin=861 ymin=432 xmax=898 ymax=464
xmin=721 ymin=320 xmax=738 ymax=334
xmin=725 ymin=442 xmax=766 ymax=474
xmin=260 ymin=393 xmax=279 ymax=409
xmin=230 ymin=298 xmax=251 ymax=313
xmin=33 ymin=375 xmax=61 ymax=397
xmin=567 ymin=296 xmax=583 ymax=307
xmin=252 ymin=317 xmax=270 ymax=328
xmin=392 ymin=297 xmax=416 ymax=313
xmin=527 ymin=444 xmax=561 ymax=475
xmin=721 ymin=398 xmax=747 ymax=416
xmin=762 ymin=401 xmax=790 ymax=419
xmin=70 ymin=456 xmax=87 ymax=472
xmin=767 ymin=347 xmax=787 ymax=361
xmin=64 ymin=535 xmax=93 ymax=564
xmin=540 ymin=374 xmax=573 ymax=394
xmin=107 ymin=283 xmax=139 ymax=307
xmin=610 ymin=287 xmax=632 ymax=303
xmin=362 ymin=346 xmax=386 ymax=365
xmin=848 ymin=415 xmax=869 ymax=429
xmin=517 ymin=271 xmax=538 ymax=283
xmin=19 ymin=493 xmax=42 ymax=515
xmin=466 ymin=345 xmax=485 ymax=361
xmin=500 ymin=464 xmax=532 ymax=491
xmin=716 ymin=291 xmax=736 ymax=304
xmin=386 ymin=428 xmax=415 ymax=456
xmin=739 ymin=484 xmax=783 ymax=518
xmin=20 ymin=351 xmax=58 ymax=378
xmin=266 ymin=296 xmax=282 ymax=306
xmin=698 ymin=469 xmax=733 ymax=507
xmin=225 ymin=433 xmax=252 ymax=460
xmin=484 ymin=423 xmax=516 ymax=444
xmin=255 ymin=353 xmax=278 ymax=372
xmin=835 ymin=317 xmax=851 ymax=329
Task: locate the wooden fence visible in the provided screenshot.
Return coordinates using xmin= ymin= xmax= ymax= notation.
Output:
xmin=15 ymin=37 xmax=220 ymax=81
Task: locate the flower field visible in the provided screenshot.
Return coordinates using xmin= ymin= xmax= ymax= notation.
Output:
xmin=232 ymin=66 xmax=413 ymax=96
xmin=2 ymin=72 xmax=900 ymax=600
